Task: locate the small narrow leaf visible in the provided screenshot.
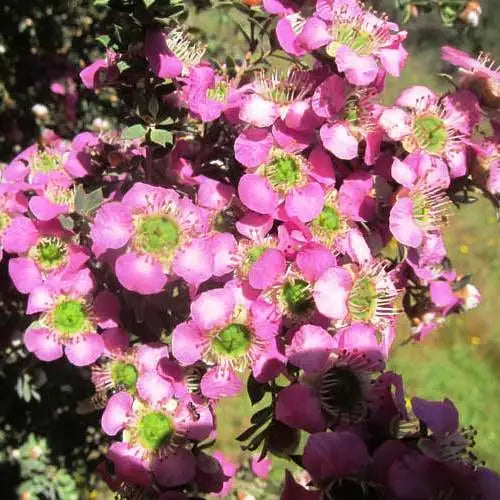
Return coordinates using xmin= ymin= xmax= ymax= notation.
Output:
xmin=143 ymin=0 xmax=156 ymax=6
xmin=121 ymin=124 xmax=147 ymax=140
xmin=96 ymin=35 xmax=111 ymax=48
xmin=117 ymin=61 xmax=130 ymax=73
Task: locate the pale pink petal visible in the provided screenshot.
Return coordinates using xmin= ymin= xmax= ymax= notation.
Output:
xmin=320 ymin=122 xmax=358 ymax=160
xmin=236 ymin=213 xmax=273 ymax=240
xmin=191 ymin=288 xmax=234 ymax=331
xmin=171 ymin=321 xmax=205 ymax=365
xmin=136 ymin=343 xmax=170 ymax=373
xmin=248 ymin=248 xmax=286 ymax=290
xmin=308 ymin=146 xmax=336 ymax=185
xmin=379 ymin=107 xmax=412 ymax=141
xmin=201 ymin=366 xmax=242 ymax=399
xmin=313 ymin=267 xmax=352 ymax=320
xmin=285 ymin=182 xmax=324 ymax=222
xmin=211 ymin=232 xmax=237 ymax=277
xmin=238 ymin=174 xmax=280 ymax=215
xmin=3 ymin=216 xmax=38 ymax=254
xmin=115 ymin=252 xmax=167 ymax=295
xmin=296 ymin=243 xmax=336 ymax=282
xmin=65 ymin=333 xmax=104 ymax=366
xmin=336 ymin=46 xmax=379 ymax=86
xmin=239 ymin=94 xmax=279 ymax=127
xmin=101 ymin=391 xmax=133 ymax=436
xmin=24 ymin=327 xmax=63 ymax=362
xmin=287 ymin=325 xmax=334 ymax=373
xmin=137 ymin=372 xmax=174 ymax=406
xmin=26 ymin=285 xmax=55 ymax=314
xmin=389 ymin=197 xmax=424 ymax=248
xmin=391 ymin=157 xmax=417 ymax=188
xmin=395 ymin=86 xmax=437 ymax=109
xmin=9 ymin=257 xmax=42 ymax=294
xmin=172 ymin=237 xmax=214 ymax=287
xmin=234 ymin=128 xmax=274 ymax=169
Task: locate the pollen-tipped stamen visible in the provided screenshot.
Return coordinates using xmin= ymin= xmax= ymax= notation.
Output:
xmin=166 ymin=27 xmax=206 ymax=69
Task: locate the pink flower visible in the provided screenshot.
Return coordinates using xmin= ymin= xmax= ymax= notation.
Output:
xmin=212 ymin=451 xmax=238 ymax=497
xmin=379 ymin=87 xmax=480 ymax=177
xmin=91 ymin=183 xmax=214 ymax=293
xmin=24 ymin=270 xmax=118 ymax=366
xmin=238 ymin=148 xmax=326 ymax=222
xmin=290 ymin=2 xmax=407 ymax=85
xmin=277 ymin=327 xmax=384 ymax=431
xmin=312 ymin=75 xmax=383 ymax=163
xmin=313 ymin=261 xmax=399 ymax=330
xmin=172 ymin=281 xmax=284 ymax=398
xmin=102 ymin=391 xmax=213 ymax=486
xmin=251 ymin=455 xmax=272 ymax=478
xmin=389 ymin=154 xmax=453 ymax=248
xmin=145 ymin=28 xmax=205 ymax=80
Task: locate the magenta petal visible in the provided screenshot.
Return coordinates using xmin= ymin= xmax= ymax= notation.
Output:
xmin=101 ymin=391 xmax=133 ymax=436
xmin=308 ymin=146 xmax=335 ymax=185
xmin=285 ymin=183 xmax=324 ymax=222
xmin=312 ymin=74 xmax=346 ymax=118
xmin=411 ymin=397 xmax=459 ymax=436
xmin=297 ymin=17 xmax=331 ymax=51
xmin=172 ymin=237 xmax=214 ymax=287
xmin=276 ymin=15 xmax=307 ymax=57
xmin=389 ymin=197 xmax=424 ymax=248
xmin=3 ymin=216 xmax=38 ymax=254
xmin=251 ymin=456 xmax=272 ymax=479
xmin=152 ymin=449 xmax=196 ymax=488
xmin=65 ymin=333 xmax=104 ymax=366
xmin=249 ymin=248 xmax=286 ymax=290
xmin=115 ymin=252 xmax=167 ymax=294
xmin=276 ymin=384 xmax=326 ymax=433
xmin=191 ymin=288 xmax=234 ymax=331
xmin=178 ymin=395 xmax=214 ymax=440
xmin=29 ymin=196 xmax=67 ymax=221
xmin=272 ymin=119 xmax=315 ymax=153
xmin=172 ymin=321 xmax=205 ymax=365
xmin=313 ymin=267 xmax=352 ymax=320
xmin=80 ymin=59 xmax=108 ymax=89
xmin=234 ymin=128 xmax=273 ymax=168
xmin=303 ymin=431 xmax=370 ymax=483
xmin=145 ymin=30 xmax=183 ymax=79
xmin=430 ymin=281 xmax=459 ymax=309
xmin=137 ymin=372 xmax=174 ymax=406
xmin=236 ymin=212 xmax=273 ymax=240
xmin=24 ymin=327 xmax=63 ymax=362
xmin=26 ymin=285 xmax=54 ymax=314
xmin=296 ymin=244 xmax=336 ymax=282
xmin=102 ymin=327 xmax=129 ymax=355
xmin=94 ymin=290 xmax=120 ymax=329
xmin=238 ymin=174 xmax=280 ymax=215
xmin=281 ymin=470 xmax=320 ymax=500
xmin=320 ymin=122 xmax=358 ymax=160
xmin=107 ymin=442 xmax=151 ymax=488
xmin=287 ymin=325 xmax=334 ymax=373
xmin=200 ymin=366 xmax=242 ymax=399
xmin=391 ymin=157 xmax=417 ymax=188
xmin=9 ymin=257 xmax=42 ymax=294
xmin=335 ymin=323 xmax=381 ymax=355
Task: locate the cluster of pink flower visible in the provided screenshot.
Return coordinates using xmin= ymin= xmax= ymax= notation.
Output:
xmin=2 ymin=0 xmax=500 ymax=498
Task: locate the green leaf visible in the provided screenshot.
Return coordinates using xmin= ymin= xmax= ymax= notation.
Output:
xmin=150 ymin=128 xmax=173 ymax=147
xmin=96 ymin=35 xmax=111 ymax=48
xmin=58 ymin=215 xmax=74 ymax=231
xmin=121 ymin=124 xmax=147 ymax=140
xmin=74 ymin=186 xmax=104 ymax=216
xmin=94 ymin=0 xmax=109 ymax=5
xmin=247 ymin=374 xmax=268 ymax=405
xmin=117 ymin=61 xmax=130 ymax=73
xmin=143 ymin=0 xmax=156 ymax=7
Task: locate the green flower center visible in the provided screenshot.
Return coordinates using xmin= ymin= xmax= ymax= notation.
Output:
xmin=344 ymin=96 xmax=360 ymax=125
xmin=32 ymin=237 xmax=68 ymax=271
xmin=207 ymin=81 xmax=229 ymax=102
xmin=247 ymin=245 xmax=268 ymax=265
xmin=320 ymin=366 xmax=363 ymax=412
xmin=264 ymin=154 xmax=302 ymax=192
xmin=213 ymin=323 xmax=252 ymax=358
xmin=135 ymin=215 xmax=179 ymax=254
xmin=328 ymin=25 xmax=375 ymax=57
xmin=52 ymin=299 xmax=88 ymax=336
xmin=31 ymin=151 xmax=62 ymax=173
xmin=314 ymin=206 xmax=341 ymax=232
xmin=137 ymin=412 xmax=174 ymax=451
xmin=282 ymin=279 xmax=313 ymax=314
xmin=413 ymin=114 xmax=448 ymax=154
xmin=348 ymin=277 xmax=377 ymax=321
xmin=111 ymin=361 xmax=138 ymax=392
